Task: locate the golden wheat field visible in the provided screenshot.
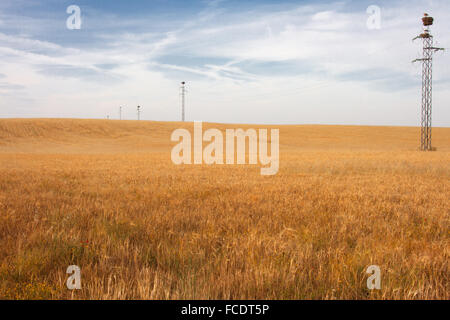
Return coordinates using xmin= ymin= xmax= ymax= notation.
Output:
xmin=0 ymin=118 xmax=448 ymax=300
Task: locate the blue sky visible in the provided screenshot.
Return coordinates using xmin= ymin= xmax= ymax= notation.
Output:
xmin=0 ymin=0 xmax=449 ymax=125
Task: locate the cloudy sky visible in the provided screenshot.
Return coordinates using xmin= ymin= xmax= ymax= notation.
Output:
xmin=0 ymin=0 xmax=449 ymax=125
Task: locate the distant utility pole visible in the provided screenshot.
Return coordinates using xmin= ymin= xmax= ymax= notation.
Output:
xmin=180 ymin=81 xmax=186 ymax=122
xmin=413 ymin=13 xmax=444 ymax=151
xmin=137 ymin=106 xmax=141 ymax=120
xmin=119 ymin=106 xmax=122 ymax=120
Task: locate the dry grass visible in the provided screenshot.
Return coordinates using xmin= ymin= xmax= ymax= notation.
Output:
xmin=0 ymin=118 xmax=448 ymax=300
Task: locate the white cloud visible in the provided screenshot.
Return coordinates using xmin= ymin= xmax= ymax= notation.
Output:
xmin=0 ymin=0 xmax=449 ymax=125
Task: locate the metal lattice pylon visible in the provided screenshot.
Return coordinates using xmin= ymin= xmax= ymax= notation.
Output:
xmin=413 ymin=14 xmax=444 ymax=151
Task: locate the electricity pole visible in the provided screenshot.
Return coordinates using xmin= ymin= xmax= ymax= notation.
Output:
xmin=180 ymin=81 xmax=186 ymax=122
xmin=413 ymin=13 xmax=444 ymax=151
xmin=137 ymin=106 xmax=141 ymax=120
